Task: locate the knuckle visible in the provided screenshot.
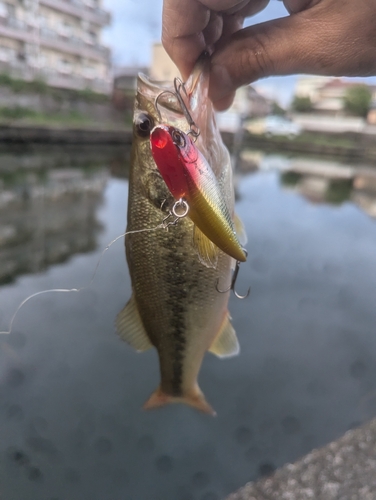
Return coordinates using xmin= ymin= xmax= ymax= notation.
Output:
xmin=243 ymin=33 xmax=274 ymax=79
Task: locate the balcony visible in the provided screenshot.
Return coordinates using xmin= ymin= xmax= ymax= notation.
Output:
xmin=0 ymin=17 xmax=35 ymax=43
xmin=0 ymin=18 xmax=110 ymax=62
xmin=39 ymin=0 xmax=111 ymax=27
xmin=39 ymin=27 xmax=110 ymax=62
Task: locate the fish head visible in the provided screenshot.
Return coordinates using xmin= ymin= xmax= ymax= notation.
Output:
xmin=131 ymin=75 xmax=193 ymax=191
xmin=132 ymin=58 xmax=234 ymax=215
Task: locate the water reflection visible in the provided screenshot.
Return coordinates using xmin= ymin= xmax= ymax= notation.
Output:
xmin=1 ymin=146 xmax=376 ymax=500
xmin=0 ymin=167 xmax=107 ymax=284
xmin=279 ymin=159 xmax=376 ymax=218
xmin=0 ymin=144 xmax=129 ymax=286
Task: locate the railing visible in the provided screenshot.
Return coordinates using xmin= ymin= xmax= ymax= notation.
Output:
xmin=40 ymin=0 xmax=111 ymax=26
xmin=0 ymin=18 xmax=110 ymax=61
xmin=3 ymin=17 xmax=34 ymax=32
xmin=40 ymin=32 xmax=111 ymax=61
xmin=40 ymin=27 xmax=110 ymax=56
xmin=0 ymin=61 xmax=112 ymax=94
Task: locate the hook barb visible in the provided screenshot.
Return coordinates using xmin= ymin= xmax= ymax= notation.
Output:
xmin=216 ymin=249 xmax=250 ymax=299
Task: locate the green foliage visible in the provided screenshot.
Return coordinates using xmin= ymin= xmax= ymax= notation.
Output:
xmin=28 ymin=77 xmax=49 ymax=94
xmin=280 ymin=171 xmax=302 ymax=187
xmin=0 ymin=73 xmax=108 ymax=102
xmin=0 ymin=73 xmax=48 ymax=93
xmin=343 ymin=84 xmax=372 ymax=118
xmin=325 ymin=180 xmax=353 ymax=204
xmin=0 ymin=106 xmax=90 ymax=125
xmin=76 ymin=87 xmax=109 ymax=103
xmin=0 ymin=106 xmax=37 ymax=119
xmin=0 ymin=73 xmax=13 ymax=86
xmin=271 ymin=101 xmax=286 ymax=116
xmin=291 ymin=95 xmax=313 ymax=113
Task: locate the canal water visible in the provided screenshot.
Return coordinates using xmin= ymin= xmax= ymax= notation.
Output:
xmin=1 ymin=145 xmax=376 ymax=500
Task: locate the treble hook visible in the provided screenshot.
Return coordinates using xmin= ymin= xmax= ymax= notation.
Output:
xmin=216 ymin=249 xmax=250 ymax=299
xmin=153 ymin=79 xmax=200 ymax=140
xmin=154 ymin=89 xmax=176 ymax=122
xmin=173 ymin=78 xmax=200 ymax=139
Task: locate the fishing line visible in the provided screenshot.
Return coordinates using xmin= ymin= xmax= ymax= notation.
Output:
xmin=0 ymin=222 xmax=167 ymax=336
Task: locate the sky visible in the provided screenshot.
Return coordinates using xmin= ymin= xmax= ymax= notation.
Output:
xmin=101 ymin=0 xmax=375 ymax=106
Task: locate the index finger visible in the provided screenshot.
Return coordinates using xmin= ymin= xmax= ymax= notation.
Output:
xmin=162 ymin=0 xmax=210 ymax=79
xmin=162 ymin=0 xmax=270 ymax=79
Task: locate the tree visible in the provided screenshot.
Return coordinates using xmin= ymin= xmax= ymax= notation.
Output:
xmin=291 ymin=95 xmax=313 ymax=113
xmin=343 ymin=84 xmax=372 ymax=118
xmin=271 ymin=101 xmax=286 ymax=116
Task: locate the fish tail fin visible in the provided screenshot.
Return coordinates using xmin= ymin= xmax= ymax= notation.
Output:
xmin=143 ymin=385 xmax=216 ymax=416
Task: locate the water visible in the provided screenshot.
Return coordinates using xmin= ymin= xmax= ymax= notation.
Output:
xmin=1 ymin=146 xmax=376 ymax=500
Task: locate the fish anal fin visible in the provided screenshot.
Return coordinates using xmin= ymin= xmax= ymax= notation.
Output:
xmin=193 ymin=225 xmax=219 ymax=269
xmin=233 ymin=213 xmax=248 ymax=247
xmin=209 ymin=313 xmax=240 ymax=358
xmin=116 ymin=295 xmax=152 ymax=352
xmin=143 ymin=385 xmax=216 ymax=416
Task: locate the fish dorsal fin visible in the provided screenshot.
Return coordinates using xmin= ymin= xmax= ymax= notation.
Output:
xmin=234 ymin=213 xmax=248 ymax=247
xmin=209 ymin=313 xmax=240 ymax=358
xmin=116 ymin=295 xmax=152 ymax=352
xmin=193 ymin=225 xmax=219 ymax=269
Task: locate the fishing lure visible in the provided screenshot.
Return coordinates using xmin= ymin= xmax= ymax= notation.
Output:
xmin=150 ymin=124 xmax=246 ymax=263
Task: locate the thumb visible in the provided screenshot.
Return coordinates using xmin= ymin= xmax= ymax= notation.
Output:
xmin=209 ymin=3 xmax=376 ymax=110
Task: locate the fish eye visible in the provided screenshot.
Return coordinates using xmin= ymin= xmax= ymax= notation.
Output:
xmin=172 ymin=130 xmax=186 ymax=148
xmin=135 ymin=113 xmax=154 ymax=137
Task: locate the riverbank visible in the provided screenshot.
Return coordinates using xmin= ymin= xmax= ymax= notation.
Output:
xmin=0 ymin=123 xmax=375 ymax=164
xmin=0 ymin=123 xmax=131 ymax=144
xmin=227 ymin=417 xmax=376 ymax=500
xmin=223 ymin=130 xmax=376 ymax=163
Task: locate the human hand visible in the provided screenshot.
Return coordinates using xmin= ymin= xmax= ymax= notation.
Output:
xmin=162 ymin=0 xmax=376 ymax=110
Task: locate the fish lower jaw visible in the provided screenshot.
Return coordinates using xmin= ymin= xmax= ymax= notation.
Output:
xmin=143 ymin=385 xmax=216 ymax=416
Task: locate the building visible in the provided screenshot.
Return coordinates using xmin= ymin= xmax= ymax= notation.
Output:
xmin=295 ymin=76 xmax=376 ymax=115
xmin=150 ymin=42 xmax=179 ymax=82
xmin=0 ymin=0 xmax=111 ymax=93
xmin=112 ymin=65 xmax=149 ymax=112
xmin=294 ymin=76 xmax=332 ymax=103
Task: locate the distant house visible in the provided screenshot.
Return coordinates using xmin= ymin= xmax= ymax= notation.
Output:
xmin=247 ymin=86 xmax=272 ymax=117
xmin=150 ymin=43 xmax=180 ymax=82
xmin=368 ymin=102 xmax=376 ymax=125
xmin=295 ymin=76 xmax=376 ymax=116
xmin=113 ymin=66 xmax=149 ymax=92
xmin=112 ymin=65 xmax=149 ymax=111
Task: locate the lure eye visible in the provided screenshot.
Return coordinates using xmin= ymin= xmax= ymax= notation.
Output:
xmin=135 ymin=113 xmax=154 ymax=137
xmin=172 ymin=129 xmax=186 ymax=148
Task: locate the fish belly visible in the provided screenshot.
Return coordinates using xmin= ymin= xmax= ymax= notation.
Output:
xmin=126 ymin=175 xmax=231 ymax=403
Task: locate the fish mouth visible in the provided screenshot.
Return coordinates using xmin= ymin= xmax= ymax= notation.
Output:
xmin=137 ymin=73 xmax=184 ymax=117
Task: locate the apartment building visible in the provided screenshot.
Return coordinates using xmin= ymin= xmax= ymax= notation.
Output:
xmin=0 ymin=0 xmax=111 ymax=93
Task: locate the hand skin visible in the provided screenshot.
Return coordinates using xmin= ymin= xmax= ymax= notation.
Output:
xmin=162 ymin=0 xmax=376 ymax=110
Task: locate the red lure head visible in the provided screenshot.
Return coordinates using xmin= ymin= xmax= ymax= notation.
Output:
xmin=150 ymin=125 xmax=198 ymax=199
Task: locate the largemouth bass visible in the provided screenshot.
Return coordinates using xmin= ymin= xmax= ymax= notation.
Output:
xmin=117 ymin=59 xmax=246 ymax=415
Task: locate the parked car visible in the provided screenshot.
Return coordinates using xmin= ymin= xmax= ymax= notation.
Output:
xmin=264 ymin=116 xmax=302 ymax=138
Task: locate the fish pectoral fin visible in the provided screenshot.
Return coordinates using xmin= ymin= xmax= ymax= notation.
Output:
xmin=116 ymin=295 xmax=152 ymax=352
xmin=209 ymin=313 xmax=240 ymax=358
xmin=193 ymin=225 xmax=219 ymax=269
xmin=234 ymin=213 xmax=248 ymax=247
xmin=143 ymin=385 xmax=216 ymax=416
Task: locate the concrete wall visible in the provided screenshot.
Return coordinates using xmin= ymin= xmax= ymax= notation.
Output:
xmin=0 ymin=85 xmax=124 ymax=123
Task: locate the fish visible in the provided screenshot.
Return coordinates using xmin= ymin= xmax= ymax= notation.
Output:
xmin=116 ymin=57 xmax=247 ymax=415
xmin=150 ymin=124 xmax=246 ymax=262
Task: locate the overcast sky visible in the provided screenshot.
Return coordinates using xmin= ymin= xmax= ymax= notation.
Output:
xmin=101 ymin=0 xmax=375 ymax=106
